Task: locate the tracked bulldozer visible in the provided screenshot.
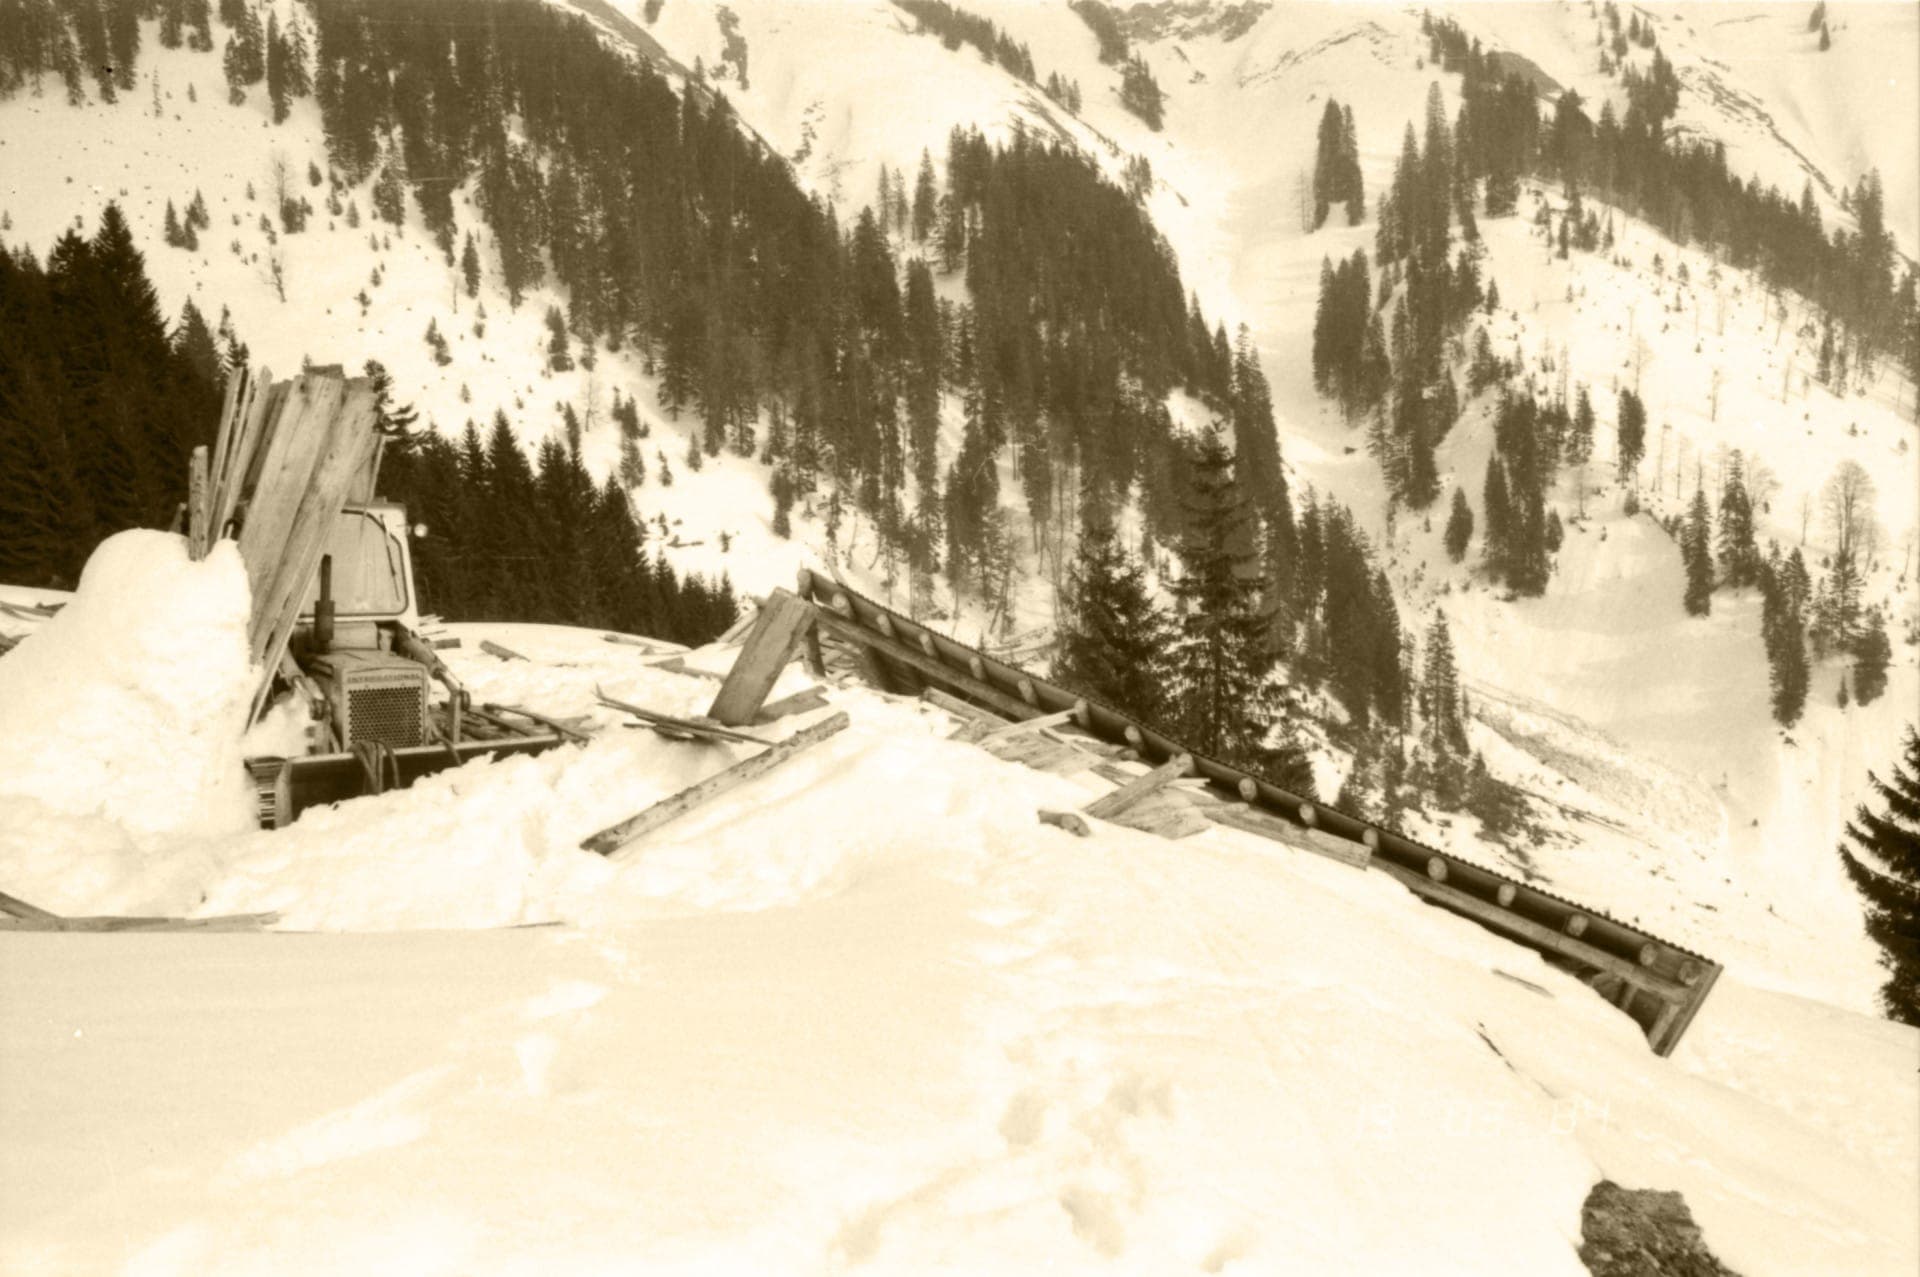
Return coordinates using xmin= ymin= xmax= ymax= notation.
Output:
xmin=183 ymin=366 xmax=564 ymax=829
xmin=244 ymin=495 xmax=563 ymax=829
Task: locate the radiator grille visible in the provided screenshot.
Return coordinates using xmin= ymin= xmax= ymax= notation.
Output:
xmin=345 ymin=681 xmax=426 ymax=748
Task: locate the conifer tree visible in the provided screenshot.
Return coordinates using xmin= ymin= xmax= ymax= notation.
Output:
xmin=911 ymin=149 xmax=938 ymax=242
xmin=1167 ymin=425 xmax=1273 ymax=766
xmin=461 ymin=232 xmax=480 ymax=297
xmin=1056 ymin=520 xmax=1174 ymax=727
xmin=1716 ymin=452 xmax=1758 ymax=587
xmin=1838 ymin=727 xmax=1920 ymax=1025
xmin=1444 ymin=486 xmax=1474 ymax=562
xmin=1482 ymin=456 xmax=1511 ymax=575
xmin=1853 ymin=610 xmax=1891 ymax=706
xmin=1815 ymin=550 xmax=1863 ymax=656
xmin=1421 ymin=610 xmax=1467 ymax=753
xmin=266 ymin=11 xmax=290 ymax=123
xmin=1616 ymin=387 xmax=1646 ymax=482
xmin=1682 ymin=486 xmax=1714 ymax=615
xmin=1312 ymin=100 xmax=1343 ymax=229
xmin=1763 ymin=560 xmax=1810 ymax=727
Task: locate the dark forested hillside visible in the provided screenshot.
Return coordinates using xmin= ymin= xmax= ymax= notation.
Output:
xmin=0 ymin=207 xmax=222 ymax=587
xmin=302 ymin=0 xmax=1230 ymax=593
xmin=1 ymin=0 xmax=1415 ymax=775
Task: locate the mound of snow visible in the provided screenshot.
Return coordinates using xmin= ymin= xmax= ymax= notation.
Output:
xmin=0 ymin=530 xmax=257 ymax=913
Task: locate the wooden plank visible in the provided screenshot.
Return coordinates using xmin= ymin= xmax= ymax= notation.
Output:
xmin=644 ymin=654 xmax=725 ymax=682
xmin=209 ymin=367 xmax=265 ymax=539
xmin=980 ymin=732 xmax=1088 ymax=774
xmin=583 ymin=711 xmax=851 ymax=857
xmin=186 ymin=445 xmax=211 ymax=559
xmin=207 ymin=364 xmax=243 ymax=499
xmin=1205 ymin=804 xmax=1371 ymax=868
xmin=234 ymin=374 xmax=290 ymax=505
xmin=0 ymin=890 xmax=59 ymax=921
xmin=594 ymin=686 xmax=773 ymax=746
xmin=1373 ymin=860 xmax=1688 ymax=1001
xmin=1108 ymin=792 xmax=1210 ymax=839
xmin=237 ymin=374 xmax=339 ymax=637
xmin=754 ymin=684 xmax=828 ymax=724
xmin=975 ymin=703 xmax=1083 ymax=745
xmin=0 ymin=912 xmax=279 ymax=933
xmin=480 ymin=639 xmax=529 ymax=662
xmin=248 ymin=403 xmax=381 ymax=723
xmin=481 ymin=703 xmax=591 ymax=744
xmin=708 ymin=590 xmax=816 ymax=725
xmin=240 ymin=374 xmax=381 ymax=721
xmin=604 ymin=633 xmax=674 ymax=653
xmin=922 ymin=686 xmax=1005 ymax=726
xmin=1084 ymin=753 xmax=1191 ymax=821
xmin=1646 ymin=962 xmax=1721 ymax=1058
xmin=811 ymin=607 xmax=1036 ymax=722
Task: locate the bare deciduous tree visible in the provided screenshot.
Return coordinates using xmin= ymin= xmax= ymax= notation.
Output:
xmin=1822 ymin=460 xmax=1875 ymax=562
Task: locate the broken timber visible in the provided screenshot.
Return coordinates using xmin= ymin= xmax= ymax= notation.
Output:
xmin=793 ymin=569 xmax=1722 ymax=1058
xmin=708 ymin=589 xmax=815 ymax=725
xmin=0 ymin=889 xmax=277 ymax=932
xmin=594 ymin=686 xmax=773 ymax=746
xmin=1084 ymin=753 xmax=1191 ymax=821
xmin=582 ymin=710 xmax=850 ymax=857
xmin=755 ymin=684 xmax=829 ymax=724
xmin=479 ymin=639 xmax=529 ymax=662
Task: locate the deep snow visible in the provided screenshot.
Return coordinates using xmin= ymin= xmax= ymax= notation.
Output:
xmin=0 ymin=614 xmax=1915 ymax=1276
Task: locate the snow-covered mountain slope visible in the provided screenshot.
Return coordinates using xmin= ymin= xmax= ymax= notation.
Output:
xmin=1 ymin=563 xmax=1914 ymax=1276
xmin=0 ymin=10 xmax=802 ymax=598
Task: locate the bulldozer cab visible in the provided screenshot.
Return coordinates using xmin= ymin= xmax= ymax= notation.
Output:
xmin=296 ymin=504 xmax=420 ymax=638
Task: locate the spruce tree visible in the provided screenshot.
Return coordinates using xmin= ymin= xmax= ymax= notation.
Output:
xmin=1444 ymin=487 xmax=1474 ymax=562
xmin=911 ymin=149 xmax=938 ymax=242
xmin=1771 ymin=608 xmax=1810 ymax=727
xmin=1167 ymin=425 xmax=1273 ymax=766
xmin=1056 ymin=520 xmax=1174 ymax=727
xmin=461 ymin=232 xmax=480 ymax=298
xmin=1616 ymin=388 xmax=1646 ymax=483
xmin=1421 ymin=610 xmax=1467 ymax=753
xmin=1312 ymin=99 xmax=1344 ymax=229
xmin=1852 ymin=610 xmax=1891 ymax=705
xmin=1482 ymin=456 xmax=1511 ymax=577
xmin=1682 ymin=487 xmax=1714 ymax=615
xmin=1716 ymin=452 xmax=1757 ymax=588
xmin=1838 ymin=727 xmax=1920 ymax=1025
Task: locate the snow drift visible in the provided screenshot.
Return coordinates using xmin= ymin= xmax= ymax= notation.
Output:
xmin=0 ymin=530 xmax=257 ymax=913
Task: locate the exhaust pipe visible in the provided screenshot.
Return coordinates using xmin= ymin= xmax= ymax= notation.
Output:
xmin=314 ymin=554 xmax=335 ymax=654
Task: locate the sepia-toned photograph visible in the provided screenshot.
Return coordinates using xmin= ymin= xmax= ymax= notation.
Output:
xmin=1 ymin=0 xmax=1915 ymax=1272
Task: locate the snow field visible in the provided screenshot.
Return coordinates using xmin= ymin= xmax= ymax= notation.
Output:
xmin=0 ymin=633 xmax=1914 ymax=1273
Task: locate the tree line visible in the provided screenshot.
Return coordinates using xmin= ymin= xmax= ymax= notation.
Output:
xmin=0 ymin=203 xmax=737 ymax=642
xmin=374 ymin=377 xmax=737 ymax=645
xmin=1423 ymin=10 xmax=1919 ymax=385
xmin=0 ymin=207 xmax=223 ymax=586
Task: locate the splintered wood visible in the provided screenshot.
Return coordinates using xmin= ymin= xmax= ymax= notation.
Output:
xmin=582 ymin=710 xmax=850 ymax=857
xmin=708 ymin=589 xmax=816 ymax=725
xmin=0 ymin=889 xmax=277 ymax=932
xmin=208 ymin=367 xmax=382 ymax=724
